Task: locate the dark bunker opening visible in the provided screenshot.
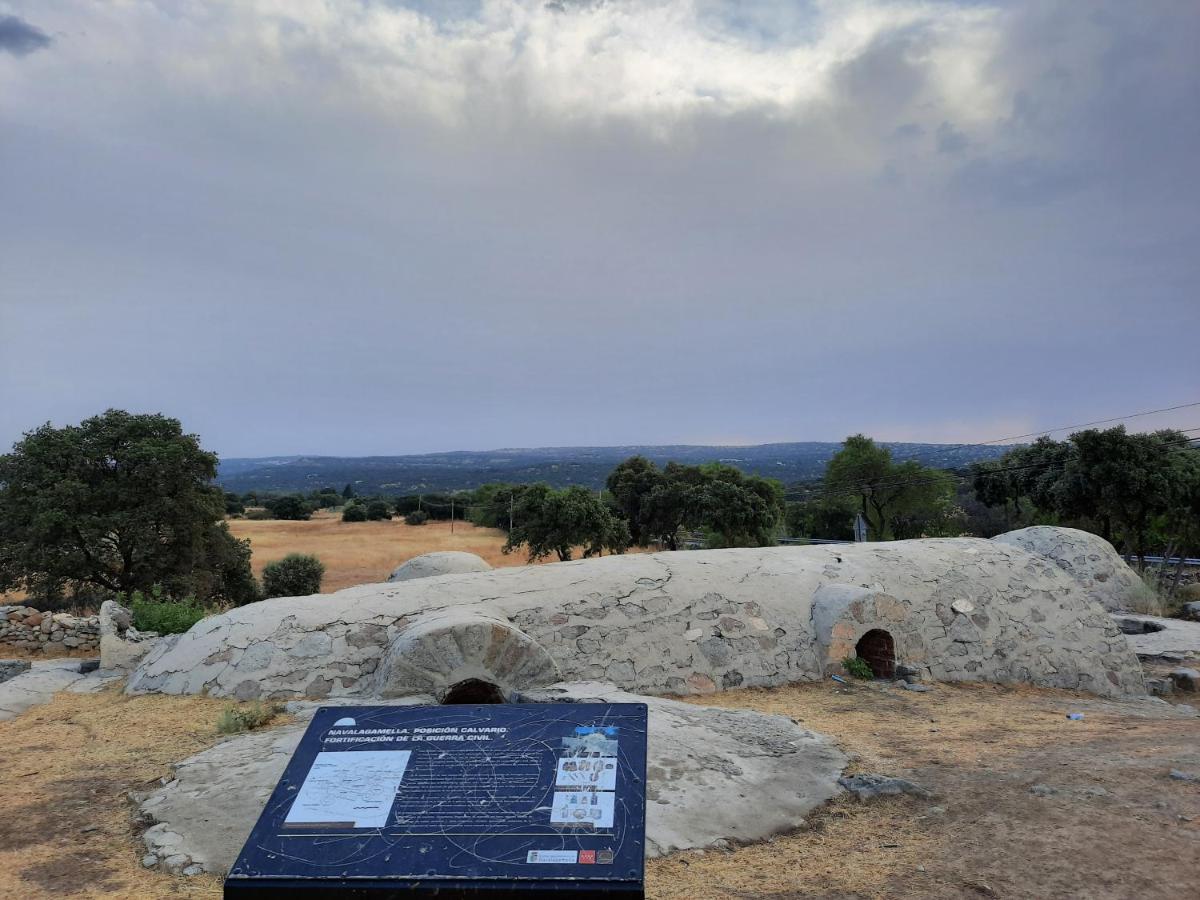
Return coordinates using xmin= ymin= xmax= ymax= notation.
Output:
xmin=855 ymin=629 xmax=897 ymax=679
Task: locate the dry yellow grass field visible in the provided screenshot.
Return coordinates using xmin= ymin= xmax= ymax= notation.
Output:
xmin=229 ymin=510 xmax=592 ymax=593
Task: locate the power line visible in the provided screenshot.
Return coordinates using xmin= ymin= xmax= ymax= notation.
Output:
xmin=882 ymin=399 xmax=1200 ymax=467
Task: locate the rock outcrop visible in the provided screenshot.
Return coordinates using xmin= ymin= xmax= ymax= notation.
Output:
xmin=99 ymin=599 xmax=160 ymax=671
xmin=129 ymin=529 xmax=1145 ymax=700
xmin=388 ymin=551 xmax=492 ymax=582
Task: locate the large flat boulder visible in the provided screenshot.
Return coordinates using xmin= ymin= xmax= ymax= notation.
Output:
xmin=137 ymin=683 xmax=848 ymax=874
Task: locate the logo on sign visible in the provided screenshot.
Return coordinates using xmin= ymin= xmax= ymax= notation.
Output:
xmin=579 ymin=850 xmax=596 ymax=864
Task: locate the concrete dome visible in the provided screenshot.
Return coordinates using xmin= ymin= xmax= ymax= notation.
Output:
xmin=386 ymin=551 xmax=492 ymax=583
xmin=130 ymin=537 xmax=1144 ymax=701
xmin=991 ymin=526 xmax=1145 ymax=612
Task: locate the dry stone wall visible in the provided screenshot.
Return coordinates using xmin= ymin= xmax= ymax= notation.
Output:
xmin=129 ymin=529 xmax=1146 ymax=701
xmin=0 ymin=605 xmax=99 ymax=654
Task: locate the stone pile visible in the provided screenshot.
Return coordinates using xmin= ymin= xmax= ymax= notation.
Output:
xmin=0 ymin=605 xmax=100 ymax=653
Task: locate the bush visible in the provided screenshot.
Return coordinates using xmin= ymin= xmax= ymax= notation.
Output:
xmin=262 ymin=553 xmax=325 ymax=598
xmin=245 ymin=507 xmax=273 ymax=520
xmin=129 ymin=588 xmax=207 ymax=634
xmin=404 ymin=509 xmax=430 ymax=526
xmin=842 ymin=656 xmax=875 ymax=680
xmin=365 ymin=500 xmax=393 ymax=521
xmin=342 ymin=504 xmax=368 ymax=522
xmin=264 ymin=495 xmax=313 ymax=521
xmin=216 ymin=701 xmax=284 ymax=735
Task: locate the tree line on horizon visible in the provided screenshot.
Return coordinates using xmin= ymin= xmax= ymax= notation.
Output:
xmin=2 ymin=409 xmax=1197 ymax=618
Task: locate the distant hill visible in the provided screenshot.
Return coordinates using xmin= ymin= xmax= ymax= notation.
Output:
xmin=216 ymin=442 xmax=1014 ymax=495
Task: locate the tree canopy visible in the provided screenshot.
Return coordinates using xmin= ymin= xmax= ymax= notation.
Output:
xmin=503 ymin=485 xmax=629 ymax=561
xmin=822 ymin=435 xmax=957 ymax=540
xmin=0 ymin=409 xmax=256 ymax=605
xmin=971 ymin=426 xmax=1200 ymax=565
xmin=605 ymin=457 xmax=784 ymax=549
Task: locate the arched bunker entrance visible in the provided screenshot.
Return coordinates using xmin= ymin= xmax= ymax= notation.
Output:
xmin=440 ymin=678 xmax=507 ymax=705
xmin=855 ymin=629 xmax=896 ymax=679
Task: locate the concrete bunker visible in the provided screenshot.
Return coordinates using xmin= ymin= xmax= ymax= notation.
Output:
xmin=854 ymin=629 xmax=897 ymax=678
xmin=811 ymin=584 xmax=922 ymax=679
xmin=372 ymin=609 xmax=561 ymax=703
xmin=128 ymin=529 xmax=1149 ymax=702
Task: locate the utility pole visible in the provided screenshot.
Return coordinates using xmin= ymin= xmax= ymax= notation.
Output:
xmin=508 ymin=492 xmax=514 ymax=532
xmin=450 ymin=495 xmax=455 ymax=534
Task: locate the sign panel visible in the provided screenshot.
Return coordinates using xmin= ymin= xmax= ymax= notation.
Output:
xmin=224 ymin=703 xmax=648 ymax=899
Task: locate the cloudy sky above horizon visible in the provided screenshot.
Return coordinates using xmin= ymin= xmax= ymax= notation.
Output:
xmin=2 ymin=0 xmax=1197 ymax=457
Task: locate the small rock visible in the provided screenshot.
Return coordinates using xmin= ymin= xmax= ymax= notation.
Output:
xmin=710 ymin=839 xmax=731 ymax=851
xmin=903 ymin=683 xmax=933 ymax=692
xmin=1168 ymin=769 xmax=1198 ymax=782
xmin=950 ymin=599 xmax=975 ymax=615
xmin=141 ymin=855 xmax=158 ymax=869
xmin=1145 ymin=677 xmax=1174 ymax=697
xmin=895 ymin=664 xmax=920 ymax=678
xmin=79 ymin=659 xmax=100 ymax=674
xmin=1169 ymin=668 xmax=1199 ymax=692
xmin=1183 ymin=601 xmax=1200 ymax=621
xmin=182 ymin=865 xmax=204 ymax=877
xmin=923 ymin=806 xmax=946 ymax=817
xmin=79 ymin=825 xmax=99 ymax=833
xmin=839 ymin=773 xmax=931 ymax=801
xmin=1030 ymin=784 xmax=1058 ymax=797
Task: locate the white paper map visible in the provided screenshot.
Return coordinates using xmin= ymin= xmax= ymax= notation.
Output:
xmin=284 ymin=750 xmax=412 ymax=829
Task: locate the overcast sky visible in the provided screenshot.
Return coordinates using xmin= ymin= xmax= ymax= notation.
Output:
xmin=2 ymin=1 xmax=1197 ymax=457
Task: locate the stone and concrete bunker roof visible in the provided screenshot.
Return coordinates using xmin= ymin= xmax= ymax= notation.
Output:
xmin=128 ymin=528 xmax=1146 ymax=701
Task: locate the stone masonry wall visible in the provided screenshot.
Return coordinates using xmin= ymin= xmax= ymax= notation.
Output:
xmin=0 ymin=605 xmax=100 ymax=653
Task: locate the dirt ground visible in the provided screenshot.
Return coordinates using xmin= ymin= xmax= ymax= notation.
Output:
xmin=0 ymin=681 xmax=1195 ymax=900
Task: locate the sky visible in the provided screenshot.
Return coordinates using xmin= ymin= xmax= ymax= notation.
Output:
xmin=1 ymin=1 xmax=1197 ymax=458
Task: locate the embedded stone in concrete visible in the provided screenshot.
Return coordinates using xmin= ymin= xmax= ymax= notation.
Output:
xmin=137 ymin=681 xmax=848 ymax=874
xmin=129 ymin=529 xmax=1146 ymax=701
xmin=373 ymin=608 xmax=561 ymax=701
xmin=992 ymin=526 xmax=1145 ymax=612
xmin=387 ymin=551 xmax=492 ymax=582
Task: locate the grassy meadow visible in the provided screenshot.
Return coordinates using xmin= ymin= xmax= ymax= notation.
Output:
xmin=229 ymin=510 xmax=552 ymax=593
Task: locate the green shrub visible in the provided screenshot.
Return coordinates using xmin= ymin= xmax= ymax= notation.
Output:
xmin=842 ymin=656 xmax=875 ymax=680
xmin=264 ymin=495 xmax=313 ymax=521
xmin=404 ymin=509 xmax=429 ymax=526
xmin=129 ymin=588 xmax=207 ymax=634
xmin=365 ymin=500 xmax=393 ymax=521
xmin=245 ymin=507 xmax=273 ymax=520
xmin=262 ymin=553 xmax=325 ymax=598
xmin=216 ymin=700 xmax=284 ymax=735
xmin=341 ymin=504 xmax=368 ymax=522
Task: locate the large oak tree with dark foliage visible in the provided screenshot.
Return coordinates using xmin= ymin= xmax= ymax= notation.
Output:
xmin=0 ymin=409 xmax=257 ymax=606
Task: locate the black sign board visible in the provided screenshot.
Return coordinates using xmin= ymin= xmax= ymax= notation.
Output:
xmin=224 ymin=702 xmax=648 ymax=899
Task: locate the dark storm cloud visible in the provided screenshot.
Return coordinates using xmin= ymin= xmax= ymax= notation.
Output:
xmin=0 ymin=15 xmax=50 ymax=56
